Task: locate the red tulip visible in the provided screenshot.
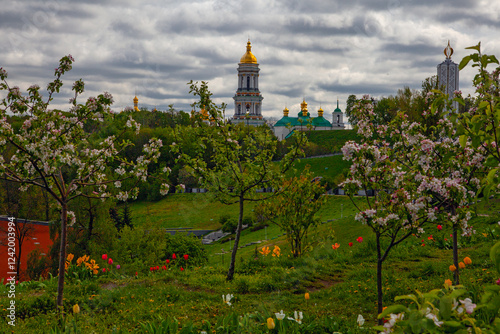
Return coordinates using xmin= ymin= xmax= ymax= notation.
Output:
xmin=183 ymin=254 xmax=189 ymax=261
xmin=163 ymin=265 xmax=166 ymax=270
xmin=357 ymin=237 xmax=363 ymax=243
xmin=180 ymin=267 xmax=184 ymax=271
xmin=102 ymin=254 xmax=108 ymax=260
xmin=135 ymin=272 xmax=138 ymax=276
xmin=172 ymin=253 xmax=177 ymax=259
xmin=166 ymin=259 xmax=170 ymax=264
xmin=437 ymin=225 xmax=442 ymax=231
xmin=108 ymin=258 xmax=113 ymax=265
xmin=156 ymin=266 xmax=159 ymax=270
xmin=150 ymin=267 xmax=153 ymax=271
xmin=349 ymin=242 xmax=353 ymax=247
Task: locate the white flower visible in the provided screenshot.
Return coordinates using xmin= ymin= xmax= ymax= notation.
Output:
xmin=114 ymin=181 xmax=121 ymax=188
xmin=275 ymin=310 xmax=285 ymax=320
xmin=288 ymin=310 xmax=303 ymax=324
xmin=459 ymin=298 xmax=476 ymax=314
xmin=357 ymin=314 xmax=365 ymax=327
xmin=425 ymin=308 xmax=443 ymax=327
xmin=222 ymin=294 xmax=233 ymax=306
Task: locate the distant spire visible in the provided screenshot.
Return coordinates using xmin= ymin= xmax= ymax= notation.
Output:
xmin=444 ymin=40 xmax=454 ymax=59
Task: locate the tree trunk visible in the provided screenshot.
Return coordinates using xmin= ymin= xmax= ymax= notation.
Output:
xmin=226 ymin=194 xmax=244 ymax=281
xmin=56 ymin=202 xmax=68 ymax=309
xmin=376 ymin=233 xmax=384 ymax=325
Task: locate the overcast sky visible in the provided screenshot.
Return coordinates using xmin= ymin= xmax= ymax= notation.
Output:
xmin=1 ymin=0 xmax=499 ymax=120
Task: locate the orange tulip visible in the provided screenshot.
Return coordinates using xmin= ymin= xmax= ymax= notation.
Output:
xmin=305 ymin=292 xmax=310 ymax=300
xmin=444 ymin=279 xmax=453 ymax=286
xmin=459 ymin=262 xmax=465 ymax=269
xmin=332 ymin=243 xmax=340 ymax=250
xmin=464 ymin=257 xmax=472 ymax=265
xmin=449 ymin=264 xmax=457 ymax=272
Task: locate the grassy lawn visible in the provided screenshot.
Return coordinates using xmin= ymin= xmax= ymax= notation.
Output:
xmin=3 ymin=198 xmax=500 ymax=333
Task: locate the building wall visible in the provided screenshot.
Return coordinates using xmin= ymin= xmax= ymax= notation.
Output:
xmin=0 ymin=218 xmax=53 ymax=281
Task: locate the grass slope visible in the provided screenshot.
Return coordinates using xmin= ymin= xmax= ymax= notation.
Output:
xmin=305 ymin=129 xmax=360 ymax=153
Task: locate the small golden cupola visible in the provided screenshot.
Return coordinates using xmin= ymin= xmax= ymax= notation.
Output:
xmin=133 ymin=96 xmax=139 ymax=111
xmin=240 ymin=40 xmax=258 ymax=64
xmin=283 ymin=106 xmax=289 ymax=117
xmin=318 ymin=106 xmax=324 ymax=117
xmin=300 ymin=99 xmax=308 ymax=117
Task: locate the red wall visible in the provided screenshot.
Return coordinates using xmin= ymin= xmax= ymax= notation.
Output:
xmin=0 ymin=218 xmax=53 ymax=282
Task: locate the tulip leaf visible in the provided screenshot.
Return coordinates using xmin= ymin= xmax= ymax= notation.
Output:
xmin=378 ymin=304 xmax=407 ymax=319
xmin=490 ymin=241 xmax=500 ymax=274
xmin=439 ymin=296 xmax=453 ymax=320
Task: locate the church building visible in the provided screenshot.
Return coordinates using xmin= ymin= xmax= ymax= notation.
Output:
xmin=231 ymin=40 xmax=265 ymax=126
xmin=272 ymin=99 xmax=345 ymax=140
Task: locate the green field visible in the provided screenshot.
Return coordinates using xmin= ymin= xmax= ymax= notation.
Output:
xmin=304 ymin=129 xmax=360 ymax=153
xmin=288 ymin=154 xmax=351 ymax=180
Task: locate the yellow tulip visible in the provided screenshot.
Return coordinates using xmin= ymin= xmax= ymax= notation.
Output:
xmin=267 ymin=317 xmax=275 ymax=329
xmin=73 ymin=304 xmax=80 ymax=314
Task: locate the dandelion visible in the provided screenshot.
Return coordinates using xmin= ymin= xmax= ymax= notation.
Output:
xmin=464 ymin=257 xmax=472 ymax=265
xmin=73 ymin=304 xmax=80 ymax=314
xmin=267 ymin=318 xmax=275 ymax=329
xmin=449 ymin=264 xmax=457 ymax=272
xmin=275 ymin=310 xmax=285 ymax=320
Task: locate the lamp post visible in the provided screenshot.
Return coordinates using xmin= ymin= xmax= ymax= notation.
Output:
xmin=245 ymin=111 xmax=250 ymax=127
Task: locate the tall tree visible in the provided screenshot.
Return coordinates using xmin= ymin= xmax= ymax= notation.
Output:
xmin=0 ymin=56 xmax=167 ymax=309
xmin=178 ymin=81 xmax=305 ymax=281
xmin=341 ymin=95 xmax=483 ymax=323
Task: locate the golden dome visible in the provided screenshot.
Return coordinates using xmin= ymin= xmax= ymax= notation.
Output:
xmin=318 ymin=106 xmax=324 ymax=117
xmin=240 ymin=40 xmax=257 ymax=64
xmin=300 ymin=99 xmax=308 ymax=116
xmin=283 ymin=107 xmax=289 ymax=117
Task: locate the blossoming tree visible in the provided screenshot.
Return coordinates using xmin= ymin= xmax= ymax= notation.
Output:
xmin=0 ymin=55 xmax=168 ymax=308
xmin=371 ymin=43 xmax=500 ymax=334
xmin=341 ymin=93 xmax=484 ymax=321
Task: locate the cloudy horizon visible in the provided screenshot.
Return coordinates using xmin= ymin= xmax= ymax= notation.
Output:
xmin=1 ymin=0 xmax=499 ymax=120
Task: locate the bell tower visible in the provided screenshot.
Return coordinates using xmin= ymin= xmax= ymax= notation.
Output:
xmin=232 ymin=40 xmax=265 ymax=125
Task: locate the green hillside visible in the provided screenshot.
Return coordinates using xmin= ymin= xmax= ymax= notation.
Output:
xmin=304 ymin=129 xmax=360 ymax=153
xmin=288 ymin=154 xmax=350 ymax=180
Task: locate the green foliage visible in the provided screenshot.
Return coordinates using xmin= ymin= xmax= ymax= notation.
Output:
xmin=262 ymin=167 xmax=326 ymax=257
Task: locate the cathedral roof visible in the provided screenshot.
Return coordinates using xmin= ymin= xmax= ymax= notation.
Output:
xmin=240 ymin=40 xmax=257 ymax=64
